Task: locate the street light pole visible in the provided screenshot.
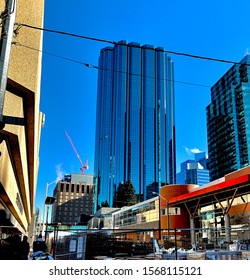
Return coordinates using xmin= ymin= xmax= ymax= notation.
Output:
xmin=152 ymin=191 xmax=169 ymax=240
xmin=153 ymin=192 xmax=161 ymax=240
xmin=166 ymin=200 xmax=170 ymax=240
xmin=45 ymin=205 xmax=49 ymax=242
xmin=0 ymin=0 xmax=17 ymax=129
xmin=42 ymin=180 xmax=57 ymax=236
xmin=158 ymin=195 xmax=161 ymax=240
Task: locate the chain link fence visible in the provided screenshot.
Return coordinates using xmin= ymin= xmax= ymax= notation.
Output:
xmin=48 ymin=226 xmax=250 ymax=260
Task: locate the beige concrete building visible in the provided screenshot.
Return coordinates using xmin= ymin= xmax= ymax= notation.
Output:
xmin=51 ymin=174 xmax=94 ymax=226
xmin=0 ymin=0 xmax=44 ymax=239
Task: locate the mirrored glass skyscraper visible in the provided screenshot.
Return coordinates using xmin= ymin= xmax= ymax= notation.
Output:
xmin=94 ymin=41 xmax=176 ymax=209
xmin=176 ymin=152 xmax=210 ymax=186
xmin=207 ymin=55 xmax=250 ymax=181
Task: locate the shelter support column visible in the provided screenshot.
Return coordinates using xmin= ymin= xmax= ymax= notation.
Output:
xmin=190 ymin=218 xmax=196 ymax=246
xmin=224 ymin=213 xmax=230 ymax=243
xmin=184 ymin=199 xmax=200 ymax=247
xmin=214 ymin=190 xmax=238 ymax=244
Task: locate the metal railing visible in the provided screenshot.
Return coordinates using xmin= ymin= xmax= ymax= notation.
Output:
xmin=47 ymin=226 xmax=250 ymax=260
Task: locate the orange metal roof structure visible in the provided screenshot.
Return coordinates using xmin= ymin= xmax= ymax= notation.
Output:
xmin=169 ymin=174 xmax=250 ymax=206
xmin=167 ymin=173 xmax=250 ymax=218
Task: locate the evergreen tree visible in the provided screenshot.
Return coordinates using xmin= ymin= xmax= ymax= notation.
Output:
xmin=114 ymin=181 xmax=137 ymax=207
xmin=101 ymin=200 xmax=109 ymax=207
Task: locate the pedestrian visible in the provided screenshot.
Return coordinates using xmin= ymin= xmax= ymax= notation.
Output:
xmin=33 ymin=233 xmax=47 ymax=253
xmin=20 ymin=235 xmax=30 ymax=259
xmin=0 ymin=234 xmax=22 ymax=259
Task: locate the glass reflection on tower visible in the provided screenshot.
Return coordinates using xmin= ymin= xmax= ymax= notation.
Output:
xmin=94 ymin=41 xmax=176 ymax=210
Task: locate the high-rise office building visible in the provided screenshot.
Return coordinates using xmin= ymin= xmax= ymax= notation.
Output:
xmin=94 ymin=41 xmax=176 ymax=209
xmin=206 ymin=55 xmax=250 ymax=181
xmin=176 ymin=152 xmax=210 ymax=186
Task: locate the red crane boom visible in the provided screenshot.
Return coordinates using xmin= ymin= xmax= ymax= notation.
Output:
xmin=64 ymin=130 xmax=88 ymax=174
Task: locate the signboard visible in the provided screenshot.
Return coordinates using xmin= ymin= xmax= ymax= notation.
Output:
xmin=161 ymin=207 xmax=181 ymax=216
xmin=69 ymin=225 xmax=87 ymax=230
xmin=69 ymin=239 xmax=77 ymax=252
xmin=3 ymin=115 xmax=26 ymax=126
xmin=77 ymin=237 xmax=84 ymax=259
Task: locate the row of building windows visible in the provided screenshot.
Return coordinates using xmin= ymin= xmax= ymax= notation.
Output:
xmin=58 ymin=203 xmax=92 ymax=212
xmin=113 ymin=200 xmax=158 ymax=227
xmin=59 ymin=183 xmax=93 ymax=194
xmin=59 ymin=193 xmax=92 ymax=199
xmin=59 ymin=199 xmax=91 ymax=207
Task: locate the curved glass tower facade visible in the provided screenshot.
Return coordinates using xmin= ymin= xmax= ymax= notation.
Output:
xmin=94 ymin=41 xmax=176 ymax=209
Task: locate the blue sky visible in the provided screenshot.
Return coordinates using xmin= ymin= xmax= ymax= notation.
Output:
xmin=35 ymin=0 xmax=250 ymax=217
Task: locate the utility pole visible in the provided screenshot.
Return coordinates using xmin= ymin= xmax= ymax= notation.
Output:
xmin=0 ymin=0 xmax=17 ymax=130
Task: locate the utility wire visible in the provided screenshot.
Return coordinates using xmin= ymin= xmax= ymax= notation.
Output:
xmin=13 ymin=41 xmax=211 ymax=88
xmin=14 ymin=23 xmax=117 ymax=45
xmin=14 ymin=23 xmax=250 ymax=66
xmin=13 ymin=42 xmax=99 ymax=69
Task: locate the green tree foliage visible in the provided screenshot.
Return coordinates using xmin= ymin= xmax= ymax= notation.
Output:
xmin=113 ymin=181 xmax=137 ymax=207
xmin=101 ymin=200 xmax=110 ymax=207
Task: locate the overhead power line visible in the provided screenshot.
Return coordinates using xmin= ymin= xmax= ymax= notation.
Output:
xmin=14 ymin=23 xmax=117 ymax=45
xmin=13 ymin=42 xmax=210 ymax=88
xmin=13 ymin=42 xmax=99 ymax=69
xmin=14 ymin=23 xmax=249 ymax=66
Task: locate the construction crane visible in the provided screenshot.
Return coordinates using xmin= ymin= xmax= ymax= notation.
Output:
xmin=64 ymin=130 xmax=88 ymax=174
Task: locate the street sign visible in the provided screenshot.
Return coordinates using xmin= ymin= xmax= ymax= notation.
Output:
xmin=3 ymin=115 xmax=26 ymax=126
